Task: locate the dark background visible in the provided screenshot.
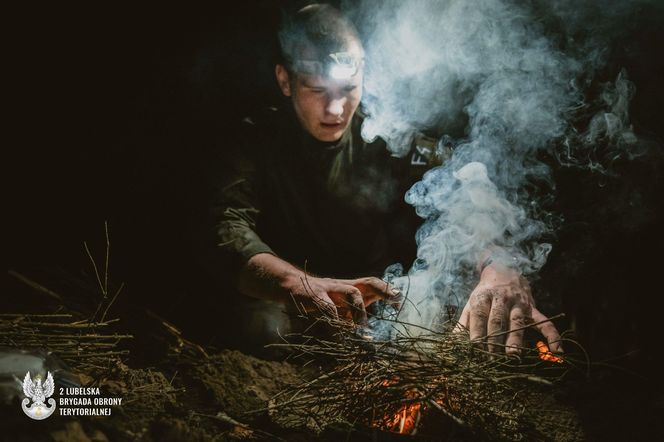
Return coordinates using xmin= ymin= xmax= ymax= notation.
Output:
xmin=4 ymin=0 xmax=664 ymax=405
xmin=7 ymin=2 xmax=287 ymax=270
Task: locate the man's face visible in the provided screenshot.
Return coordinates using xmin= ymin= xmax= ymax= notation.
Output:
xmin=276 ymin=65 xmax=363 ymax=142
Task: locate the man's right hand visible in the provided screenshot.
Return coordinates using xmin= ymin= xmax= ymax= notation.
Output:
xmin=282 ymin=275 xmax=401 ymax=324
xmin=237 ymin=253 xmax=400 ymax=325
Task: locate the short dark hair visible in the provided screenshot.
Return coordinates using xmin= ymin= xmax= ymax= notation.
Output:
xmin=278 ymin=3 xmax=362 ymax=74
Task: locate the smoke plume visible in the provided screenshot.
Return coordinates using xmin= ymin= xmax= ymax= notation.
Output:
xmin=341 ymin=0 xmax=654 ymax=331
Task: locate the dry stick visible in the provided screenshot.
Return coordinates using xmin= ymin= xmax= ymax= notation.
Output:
xmin=301 ymin=259 xmax=352 ymax=319
xmin=288 ymin=292 xmax=305 ymax=317
xmin=0 ymin=313 xmax=72 ymax=318
xmin=7 ymin=270 xmax=64 ymax=302
xmin=302 ymin=259 xmax=316 ymax=296
xmin=86 ymin=223 xmax=115 ymax=324
xmin=50 ymin=343 xmax=119 ymax=350
xmin=399 ymin=275 xmax=423 ymax=318
xmin=101 ymin=282 xmax=124 ymax=323
xmin=0 ymin=332 xmax=132 ymax=339
xmin=181 ymin=336 xmax=210 ymax=359
xmin=426 ymin=399 xmax=467 ymax=429
xmin=60 ymin=351 xmax=129 ymax=358
xmin=0 ymin=335 xmax=125 ymax=344
xmin=269 ymin=311 xmax=571 ymax=437
xmin=301 ymin=316 xmax=326 ymax=336
xmin=11 ymin=318 xmax=120 ymax=329
xmin=84 ymin=241 xmax=105 ymax=297
xmin=364 ymin=315 xmax=446 ymax=336
xmin=560 ymin=335 xmax=590 ymax=364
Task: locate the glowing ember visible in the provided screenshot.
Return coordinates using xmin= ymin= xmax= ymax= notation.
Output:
xmin=385 ymin=400 xmax=422 ymax=434
xmin=375 ymin=384 xmax=423 ymax=435
xmin=536 ymin=341 xmax=563 ymax=363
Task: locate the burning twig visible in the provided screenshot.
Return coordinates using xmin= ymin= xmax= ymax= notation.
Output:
xmin=536 ymin=341 xmax=564 ymax=364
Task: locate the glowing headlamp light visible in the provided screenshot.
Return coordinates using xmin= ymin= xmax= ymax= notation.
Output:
xmin=291 ymin=51 xmax=362 ymax=79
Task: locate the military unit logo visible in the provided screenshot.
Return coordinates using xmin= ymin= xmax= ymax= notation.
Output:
xmin=21 ymin=371 xmax=56 ymax=420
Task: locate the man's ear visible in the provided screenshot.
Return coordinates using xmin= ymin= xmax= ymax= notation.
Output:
xmin=275 ymin=64 xmax=292 ymax=97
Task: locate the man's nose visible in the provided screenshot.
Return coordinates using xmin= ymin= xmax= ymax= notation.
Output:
xmin=325 ymin=97 xmax=345 ymax=117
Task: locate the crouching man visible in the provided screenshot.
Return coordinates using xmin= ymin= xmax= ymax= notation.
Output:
xmin=207 ymin=4 xmax=561 ymax=355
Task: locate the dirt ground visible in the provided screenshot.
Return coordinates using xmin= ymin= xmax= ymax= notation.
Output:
xmin=0 ymin=322 xmax=610 ymax=442
xmin=2 ymin=271 xmax=662 ymax=442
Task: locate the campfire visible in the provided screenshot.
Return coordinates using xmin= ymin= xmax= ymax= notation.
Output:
xmin=264 ymin=313 xmax=576 ymax=440
xmin=374 ymin=380 xmax=424 ymax=435
xmin=377 ymin=340 xmax=565 ymax=436
xmin=384 ymin=397 xmax=422 ymax=435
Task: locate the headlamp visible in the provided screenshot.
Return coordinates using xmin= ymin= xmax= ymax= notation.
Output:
xmin=291 ymin=51 xmax=362 ymax=79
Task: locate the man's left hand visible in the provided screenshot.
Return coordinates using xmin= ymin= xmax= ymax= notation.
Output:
xmin=455 ymin=264 xmax=562 ymax=355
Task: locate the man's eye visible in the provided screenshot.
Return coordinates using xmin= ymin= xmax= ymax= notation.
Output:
xmin=311 ymin=88 xmax=326 ymax=94
xmin=344 ymin=86 xmax=357 ymax=93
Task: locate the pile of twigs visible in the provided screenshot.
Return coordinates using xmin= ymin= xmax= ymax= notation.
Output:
xmin=1 ymin=224 xmax=132 ymax=372
xmin=0 ymin=313 xmax=131 ymax=372
xmin=265 ymin=314 xmax=579 ymax=441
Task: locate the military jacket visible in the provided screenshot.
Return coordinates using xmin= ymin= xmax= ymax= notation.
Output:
xmin=209 ymin=103 xmax=446 ymax=278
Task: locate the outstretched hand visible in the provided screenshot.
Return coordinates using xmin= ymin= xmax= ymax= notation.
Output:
xmin=284 ymin=275 xmax=401 ymax=325
xmin=238 ymin=254 xmax=401 ymax=325
xmin=455 ymin=264 xmax=562 ymax=355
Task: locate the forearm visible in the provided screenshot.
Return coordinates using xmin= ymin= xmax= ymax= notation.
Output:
xmin=236 ymin=253 xmax=305 ymax=302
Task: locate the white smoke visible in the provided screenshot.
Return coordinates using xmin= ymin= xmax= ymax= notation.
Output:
xmin=341 ymin=0 xmax=646 ymax=331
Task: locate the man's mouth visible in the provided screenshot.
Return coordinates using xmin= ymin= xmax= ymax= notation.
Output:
xmin=321 ymin=121 xmax=344 ymax=130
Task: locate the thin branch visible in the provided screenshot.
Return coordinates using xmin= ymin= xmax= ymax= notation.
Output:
xmin=83 ymin=241 xmax=105 ymax=296
xmin=8 ymin=270 xmax=64 ymax=302
xmin=101 ymin=282 xmax=124 ymax=323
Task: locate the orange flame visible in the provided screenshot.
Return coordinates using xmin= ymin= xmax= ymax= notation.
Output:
xmin=536 ymin=341 xmax=563 ymax=363
xmin=375 ymin=384 xmax=423 ymax=435
xmin=385 ymin=401 xmax=422 ymax=434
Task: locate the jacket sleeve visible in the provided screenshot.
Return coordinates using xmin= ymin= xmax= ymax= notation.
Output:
xmin=207 ymin=130 xmax=274 ymax=272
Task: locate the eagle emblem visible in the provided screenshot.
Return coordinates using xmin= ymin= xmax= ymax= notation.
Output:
xmin=21 ymin=371 xmax=56 ymax=420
